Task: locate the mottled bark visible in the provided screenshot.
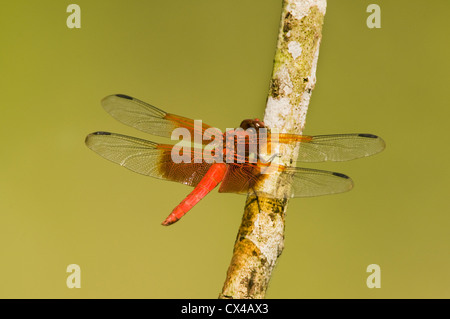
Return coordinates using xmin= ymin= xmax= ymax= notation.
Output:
xmin=220 ymin=0 xmax=327 ymax=299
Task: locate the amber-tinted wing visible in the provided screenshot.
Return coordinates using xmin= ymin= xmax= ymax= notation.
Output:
xmin=218 ymin=163 xmax=262 ymax=195
xmin=101 ymin=94 xmax=222 ymax=144
xmin=85 ymin=131 xmax=212 ymax=187
xmin=219 ymin=164 xmax=353 ymax=198
xmin=276 ymin=133 xmax=385 ymax=162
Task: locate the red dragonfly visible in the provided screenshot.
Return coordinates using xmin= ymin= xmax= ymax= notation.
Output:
xmin=85 ymin=94 xmax=385 ymax=226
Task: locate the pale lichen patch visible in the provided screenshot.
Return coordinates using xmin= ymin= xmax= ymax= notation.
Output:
xmin=287 ymin=0 xmax=327 ymax=20
xmin=264 ymin=96 xmax=291 ymax=129
xmin=247 ymin=213 xmax=285 ymax=268
xmin=288 ymin=41 xmax=303 ymax=60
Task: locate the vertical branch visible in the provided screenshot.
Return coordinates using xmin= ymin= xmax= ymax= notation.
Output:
xmin=219 ymin=0 xmax=327 ymax=299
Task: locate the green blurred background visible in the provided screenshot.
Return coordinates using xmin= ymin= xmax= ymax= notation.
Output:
xmin=1 ymin=0 xmax=449 ymax=298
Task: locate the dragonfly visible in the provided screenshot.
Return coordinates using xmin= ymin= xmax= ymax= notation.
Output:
xmin=85 ymin=94 xmax=385 ymax=226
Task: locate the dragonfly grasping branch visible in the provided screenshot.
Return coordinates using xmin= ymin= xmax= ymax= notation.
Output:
xmin=219 ymin=0 xmax=328 ymax=299
xmin=84 ymin=0 xmax=383 ymax=299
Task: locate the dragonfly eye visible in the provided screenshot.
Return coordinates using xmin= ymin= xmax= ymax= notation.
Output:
xmin=239 ymin=119 xmax=253 ymax=129
xmin=252 ymin=119 xmax=265 ymax=129
xmin=240 ymin=119 xmax=266 ymax=130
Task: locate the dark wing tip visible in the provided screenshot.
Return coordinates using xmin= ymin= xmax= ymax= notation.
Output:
xmin=115 ymin=94 xmax=133 ymax=100
xmin=358 ymin=133 xmax=378 ymax=139
xmin=332 ymin=172 xmax=350 ymax=179
xmin=92 ymin=131 xmax=112 ymax=135
xmin=85 ymin=131 xmax=112 ymax=144
xmin=358 ymin=133 xmax=386 ymax=152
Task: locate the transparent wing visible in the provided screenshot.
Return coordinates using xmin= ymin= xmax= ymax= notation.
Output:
xmin=277 ymin=133 xmax=385 ymax=162
xmin=280 ymin=167 xmax=353 ymax=198
xmin=101 ymin=94 xmax=222 ymax=144
xmin=85 ymin=131 xmax=212 ymax=187
xmin=219 ymin=164 xmax=353 ymax=198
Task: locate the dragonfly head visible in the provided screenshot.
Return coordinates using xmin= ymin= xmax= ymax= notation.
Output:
xmin=239 ymin=118 xmax=266 ymax=130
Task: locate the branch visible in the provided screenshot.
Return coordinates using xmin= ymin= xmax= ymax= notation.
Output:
xmin=219 ymin=0 xmax=327 ymax=299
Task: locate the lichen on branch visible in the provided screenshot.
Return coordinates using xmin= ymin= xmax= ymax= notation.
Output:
xmin=220 ymin=0 xmax=327 ymax=299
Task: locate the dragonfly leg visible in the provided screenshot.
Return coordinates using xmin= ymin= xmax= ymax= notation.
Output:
xmin=251 ymin=186 xmax=262 ymax=213
xmin=258 ymin=153 xmax=280 ymax=164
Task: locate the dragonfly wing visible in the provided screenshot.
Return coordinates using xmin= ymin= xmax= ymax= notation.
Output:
xmin=277 ymin=133 xmax=385 ymax=162
xmin=277 ymin=167 xmax=353 ymax=198
xmin=218 ymin=163 xmax=262 ymax=195
xmin=85 ymin=131 xmax=212 ymax=187
xmin=101 ymin=94 xmax=222 ymax=143
xmin=219 ymin=165 xmax=353 ymax=198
